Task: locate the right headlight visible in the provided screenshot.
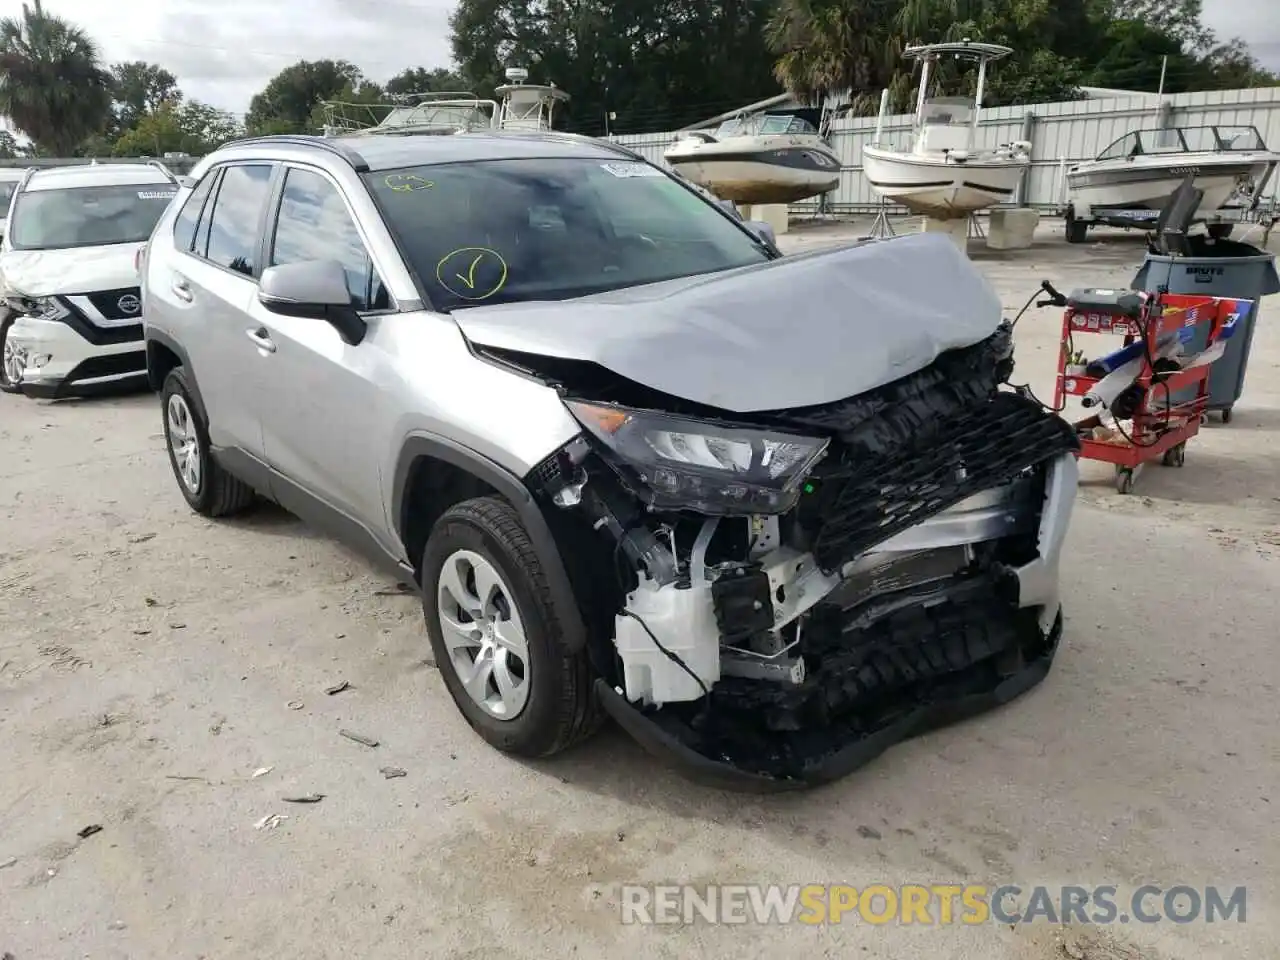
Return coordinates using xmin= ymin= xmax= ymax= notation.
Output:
xmin=565 ymin=399 xmax=829 ymax=515
xmin=7 ymin=295 xmax=69 ymax=322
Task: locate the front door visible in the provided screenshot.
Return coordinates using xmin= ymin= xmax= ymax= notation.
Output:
xmin=251 ymin=165 xmax=399 ymax=551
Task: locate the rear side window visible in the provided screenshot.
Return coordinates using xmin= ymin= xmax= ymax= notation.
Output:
xmin=204 ymin=164 xmax=273 ymax=276
xmin=172 ymin=171 xmax=218 ymax=252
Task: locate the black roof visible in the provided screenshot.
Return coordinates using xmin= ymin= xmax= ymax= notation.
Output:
xmin=224 ymin=131 xmax=639 ymax=172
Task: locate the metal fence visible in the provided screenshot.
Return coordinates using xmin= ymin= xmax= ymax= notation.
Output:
xmin=609 ymin=85 xmax=1280 ymax=216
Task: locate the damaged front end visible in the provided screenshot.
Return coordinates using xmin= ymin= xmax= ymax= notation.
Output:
xmin=525 ymin=323 xmax=1079 ymax=789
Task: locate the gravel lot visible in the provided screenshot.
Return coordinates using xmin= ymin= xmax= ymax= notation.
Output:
xmin=2 ymin=218 xmax=1278 ymax=959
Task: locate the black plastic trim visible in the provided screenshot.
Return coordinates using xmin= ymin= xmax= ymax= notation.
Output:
xmin=213 ymin=445 xmax=418 ymax=586
xmin=595 ymin=609 xmax=1063 ymax=792
xmin=391 ymin=434 xmax=587 ymax=652
xmin=222 ymin=135 xmax=370 ymax=172
xmin=144 ymin=330 xmax=209 ymax=424
xmin=20 ymin=351 xmax=148 ymax=400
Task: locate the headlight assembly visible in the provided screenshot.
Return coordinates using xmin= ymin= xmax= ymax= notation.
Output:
xmin=9 ymin=296 xmax=69 ymax=322
xmin=565 ymin=399 xmax=829 ymax=515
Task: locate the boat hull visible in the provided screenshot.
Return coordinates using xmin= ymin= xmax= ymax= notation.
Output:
xmin=862 ymin=146 xmax=1028 ymax=219
xmin=1066 ymin=152 xmax=1278 ymax=221
xmin=664 ymin=138 xmax=841 ymax=205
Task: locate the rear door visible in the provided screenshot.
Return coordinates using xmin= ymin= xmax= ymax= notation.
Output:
xmin=166 ymin=162 xmax=277 ymax=456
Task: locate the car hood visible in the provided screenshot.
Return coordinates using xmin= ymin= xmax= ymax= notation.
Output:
xmin=0 ymin=242 xmax=143 ymax=299
xmin=451 ymin=233 xmax=1005 ymax=412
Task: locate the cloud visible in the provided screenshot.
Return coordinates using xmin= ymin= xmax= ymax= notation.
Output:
xmin=41 ymin=0 xmax=455 ymax=114
xmin=31 ymin=0 xmax=1280 ymax=116
xmin=1201 ymin=0 xmax=1280 ymax=67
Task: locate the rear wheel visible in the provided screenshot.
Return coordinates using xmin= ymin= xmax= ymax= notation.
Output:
xmin=161 ymin=367 xmax=256 ymax=517
xmin=422 ymin=496 xmax=601 ymax=757
xmin=0 ymin=314 xmax=23 ymax=394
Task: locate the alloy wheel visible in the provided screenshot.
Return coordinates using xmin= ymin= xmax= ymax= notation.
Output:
xmin=436 ymin=549 xmax=531 ymax=720
xmin=166 ymin=393 xmax=202 ymax=494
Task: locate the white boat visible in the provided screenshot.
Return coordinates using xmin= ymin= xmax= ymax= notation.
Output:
xmin=662 ymin=108 xmax=841 ymax=205
xmin=319 ymin=68 xmax=567 ymax=138
xmin=861 ymin=41 xmax=1031 ymax=220
xmin=493 ymin=67 xmax=570 ymax=131
xmin=1063 ymin=125 xmax=1279 ymax=241
xmin=321 ymin=91 xmax=499 ymax=137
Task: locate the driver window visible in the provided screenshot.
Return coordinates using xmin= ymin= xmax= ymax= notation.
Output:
xmin=269 ymin=167 xmax=390 ymax=311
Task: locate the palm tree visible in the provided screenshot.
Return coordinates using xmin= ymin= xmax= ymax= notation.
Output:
xmin=0 ymin=0 xmax=112 ymax=155
xmin=766 ymin=0 xmax=909 ymax=115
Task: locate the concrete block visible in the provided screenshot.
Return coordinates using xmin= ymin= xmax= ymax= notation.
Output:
xmin=917 ymin=216 xmax=969 ymax=253
xmin=745 ymin=204 xmax=790 ymax=236
xmin=987 ymin=208 xmax=1040 ymax=250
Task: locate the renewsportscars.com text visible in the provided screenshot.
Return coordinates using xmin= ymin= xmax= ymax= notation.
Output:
xmin=618 ymin=884 xmax=1247 ymax=926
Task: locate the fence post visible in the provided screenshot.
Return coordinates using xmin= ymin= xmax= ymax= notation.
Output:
xmin=1017 ymin=110 xmax=1037 ymax=208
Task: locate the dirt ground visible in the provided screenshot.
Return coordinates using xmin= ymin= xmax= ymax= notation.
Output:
xmin=2 ymin=217 xmax=1278 ymax=959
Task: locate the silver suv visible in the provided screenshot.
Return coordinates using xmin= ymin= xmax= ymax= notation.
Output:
xmin=141 ymin=132 xmax=1079 ymax=788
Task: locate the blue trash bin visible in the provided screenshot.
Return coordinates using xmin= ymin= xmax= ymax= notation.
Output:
xmin=1131 ymin=237 xmax=1280 ymax=421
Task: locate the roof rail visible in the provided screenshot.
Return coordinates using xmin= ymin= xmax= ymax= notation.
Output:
xmin=491 ymin=129 xmax=645 ymax=161
xmin=142 ymin=158 xmax=178 ymax=182
xmin=221 ymin=134 xmax=369 ymax=171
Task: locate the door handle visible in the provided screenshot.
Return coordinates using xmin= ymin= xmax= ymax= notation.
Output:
xmin=171 ymin=279 xmax=193 ymax=303
xmin=245 ymin=327 xmax=276 ymax=353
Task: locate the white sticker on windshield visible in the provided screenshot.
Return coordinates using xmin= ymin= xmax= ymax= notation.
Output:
xmin=599 ymin=162 xmax=662 ymax=178
xmin=138 ymin=190 xmax=177 ymax=200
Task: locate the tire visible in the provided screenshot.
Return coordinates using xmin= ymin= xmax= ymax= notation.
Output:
xmin=1065 ymin=214 xmax=1088 ymax=244
xmin=422 ymin=495 xmax=601 ymax=758
xmin=1221 ymin=407 xmax=1234 ymax=424
xmin=160 ymin=367 xmax=256 ymax=517
xmin=0 ymin=313 xmax=23 ymax=394
xmin=1207 ymin=223 xmax=1233 ymax=241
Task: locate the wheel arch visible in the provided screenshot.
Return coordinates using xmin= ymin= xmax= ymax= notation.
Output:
xmin=392 ymin=434 xmax=587 ymax=653
xmin=146 ymin=331 xmax=208 ymax=422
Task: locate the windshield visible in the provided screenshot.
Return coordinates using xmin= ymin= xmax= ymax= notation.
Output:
xmin=365 ymin=157 xmax=769 ymax=310
xmin=7 ymin=182 xmax=177 ymax=250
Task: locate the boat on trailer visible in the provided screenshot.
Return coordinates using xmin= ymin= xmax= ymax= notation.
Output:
xmin=321 ymin=68 xmax=568 ymax=138
xmin=663 ymin=107 xmax=841 ymax=205
xmin=861 ymin=40 xmax=1031 ymax=220
xmin=1061 ymin=125 xmax=1279 ymax=242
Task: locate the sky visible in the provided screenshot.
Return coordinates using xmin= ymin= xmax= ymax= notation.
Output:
xmin=14 ymin=0 xmax=1280 ymax=117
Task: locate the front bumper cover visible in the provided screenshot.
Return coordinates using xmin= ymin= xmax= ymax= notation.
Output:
xmin=598 ymin=606 xmax=1062 ymax=792
xmin=596 ymin=453 xmax=1077 ymax=791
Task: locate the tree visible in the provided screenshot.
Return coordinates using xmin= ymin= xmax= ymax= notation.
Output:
xmin=245 ymin=59 xmax=365 ymax=134
xmin=111 ymin=100 xmax=242 ymax=157
xmin=0 ymin=129 xmax=27 ymax=158
xmin=0 ymin=0 xmax=112 ymax=155
xmin=385 ymin=67 xmax=468 ymax=97
xmin=769 ymin=0 xmax=1089 ymax=115
xmin=448 ymin=0 xmax=781 ymax=134
xmin=111 ymin=60 xmax=181 ymax=131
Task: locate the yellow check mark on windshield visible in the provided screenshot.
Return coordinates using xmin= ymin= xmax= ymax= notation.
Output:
xmin=456 ymin=253 xmax=484 ymax=289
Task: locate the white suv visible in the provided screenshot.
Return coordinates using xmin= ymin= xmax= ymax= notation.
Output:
xmin=0 ymin=161 xmax=178 ymax=397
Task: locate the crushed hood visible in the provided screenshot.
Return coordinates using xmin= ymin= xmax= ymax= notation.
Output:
xmin=0 ymin=243 xmax=143 ymax=299
xmin=452 ymin=233 xmax=1005 ymax=412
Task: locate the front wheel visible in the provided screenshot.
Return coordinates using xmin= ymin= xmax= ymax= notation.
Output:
xmin=160 ymin=367 xmax=256 ymax=517
xmin=0 ymin=313 xmax=24 ymax=394
xmin=422 ymin=496 xmax=601 ymax=758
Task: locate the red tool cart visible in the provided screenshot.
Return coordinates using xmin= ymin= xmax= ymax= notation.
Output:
xmin=1047 ymin=285 xmax=1243 ymax=494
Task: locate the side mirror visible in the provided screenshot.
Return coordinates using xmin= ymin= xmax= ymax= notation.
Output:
xmin=744 ymin=219 xmax=779 ymax=253
xmin=258 ymin=260 xmax=366 ymax=345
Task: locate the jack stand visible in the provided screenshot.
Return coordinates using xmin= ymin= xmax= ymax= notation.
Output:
xmin=967 ymin=213 xmax=986 ymax=240
xmin=865 ymin=198 xmax=896 ymax=240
